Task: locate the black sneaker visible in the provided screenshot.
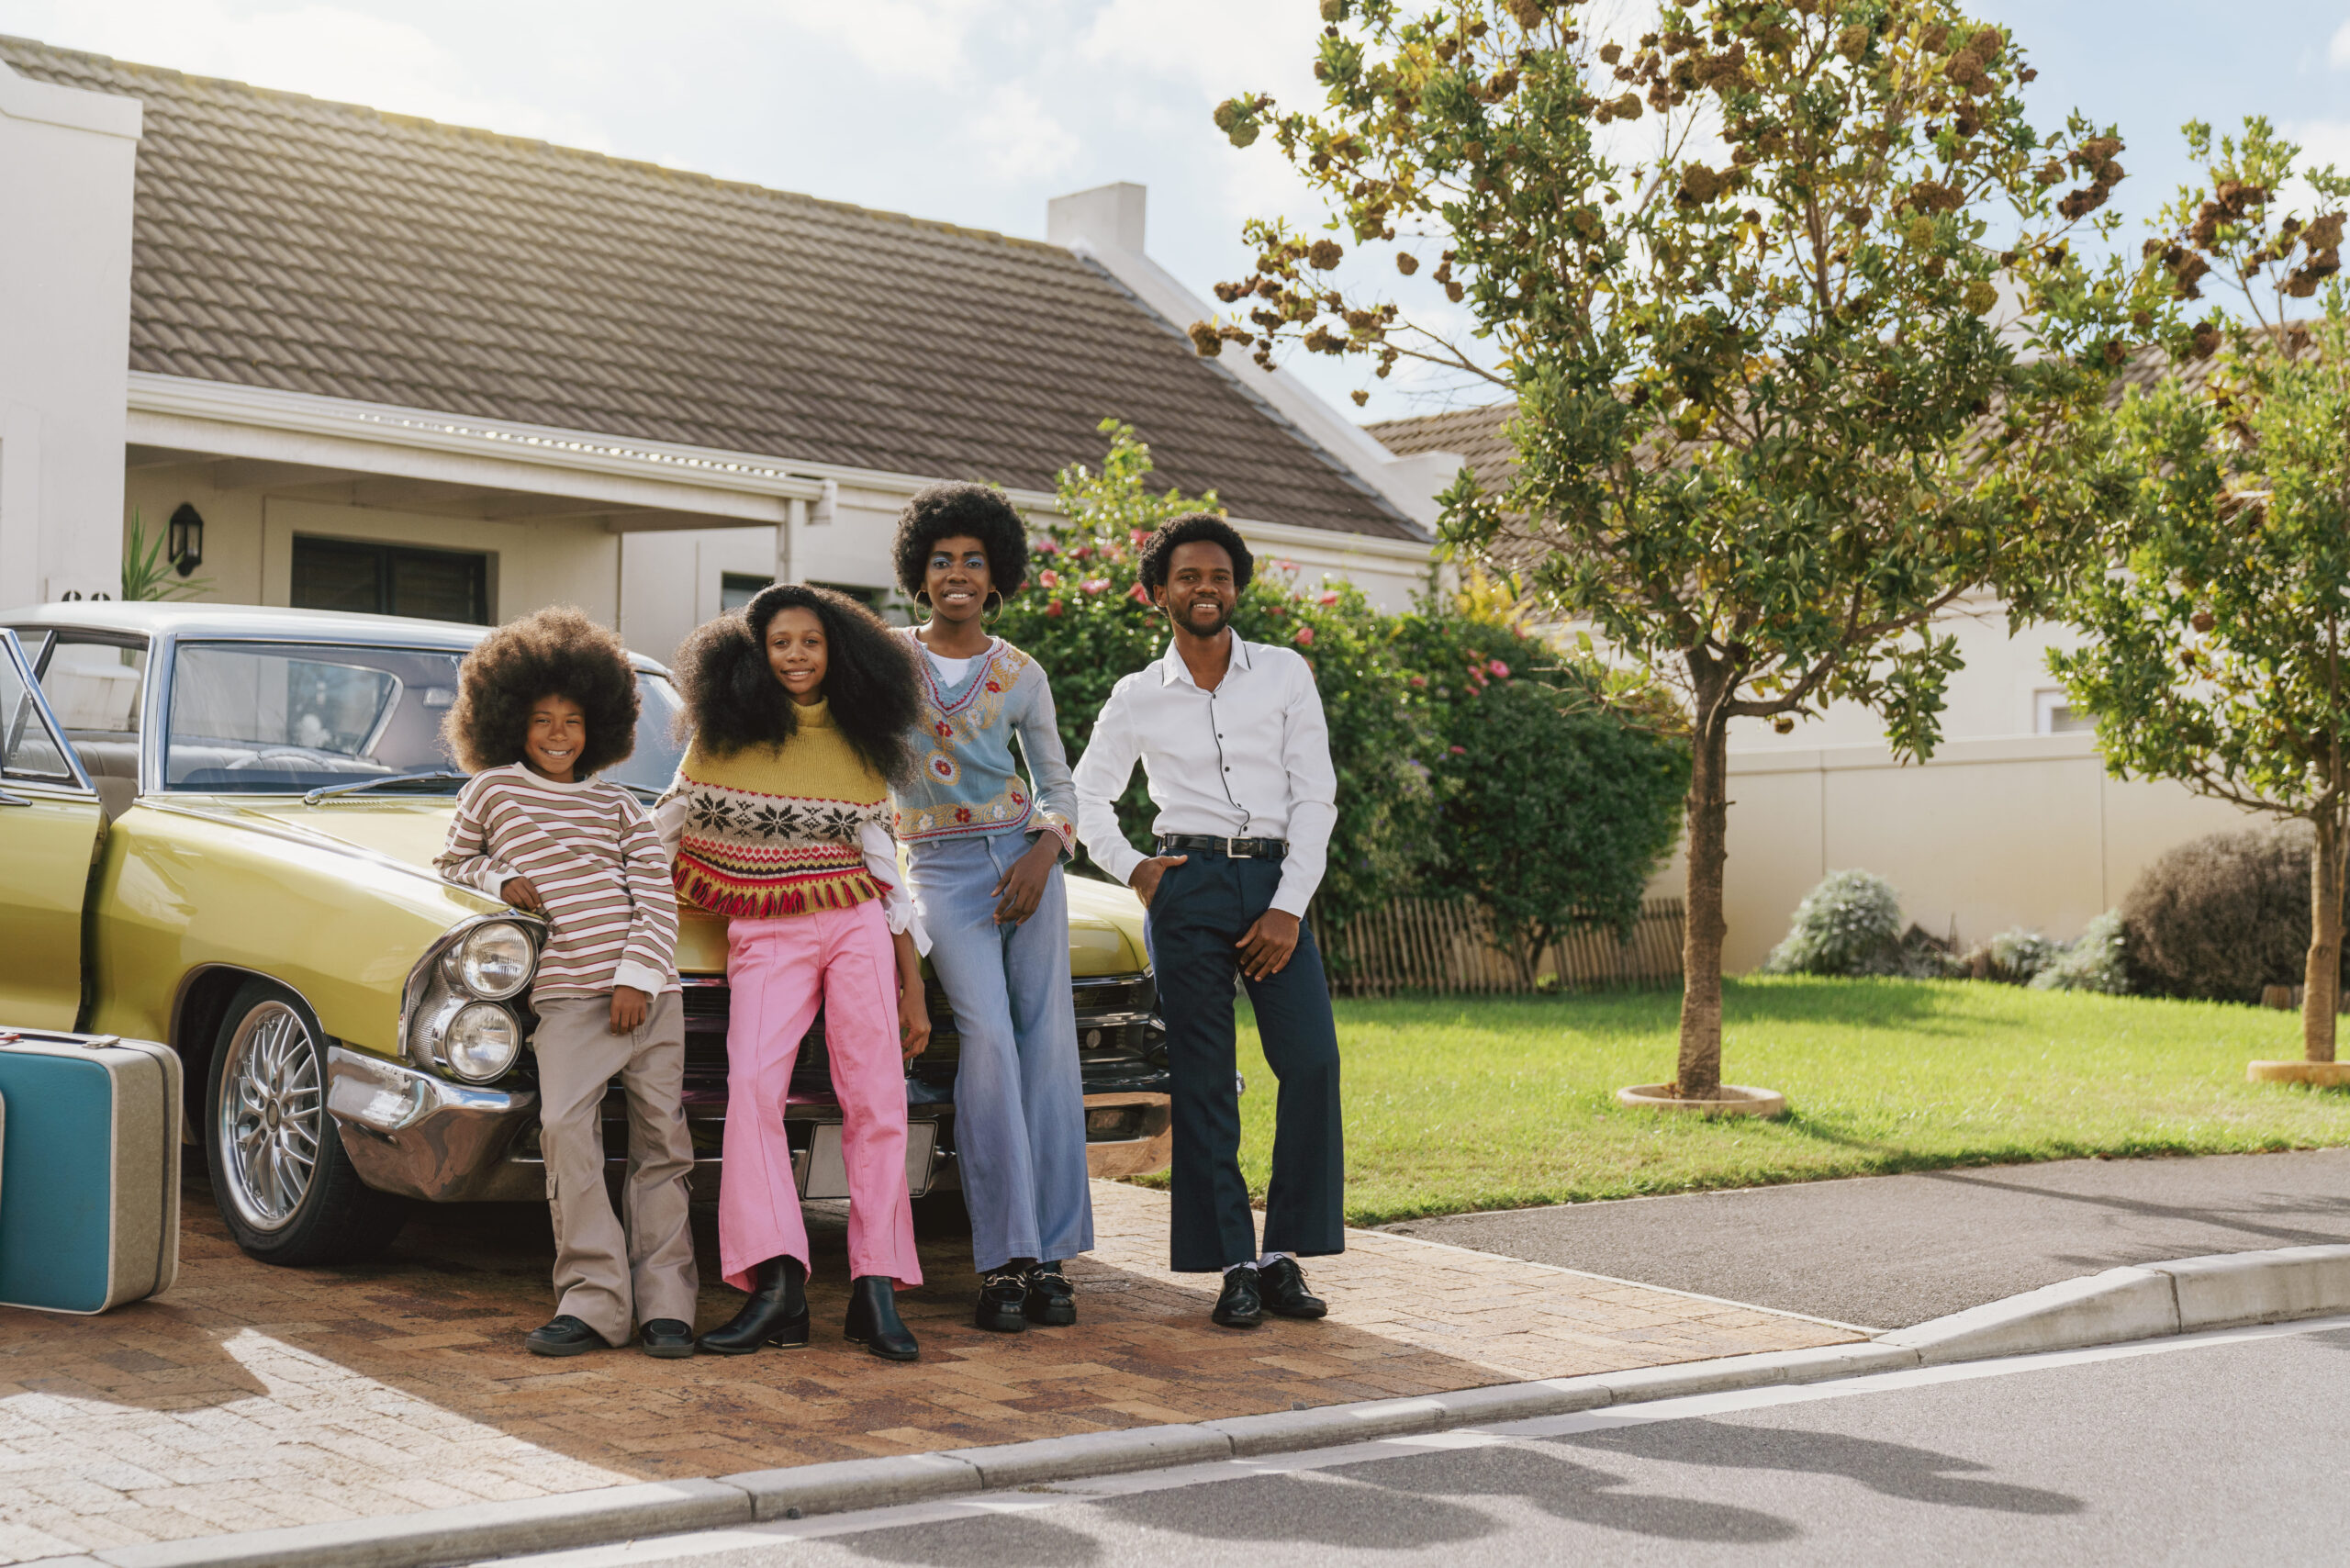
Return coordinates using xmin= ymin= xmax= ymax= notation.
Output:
xmin=1258 ymin=1257 xmax=1327 ymax=1319
xmin=524 ymin=1315 xmax=604 ymax=1357
xmin=1024 ymin=1260 xmax=1077 ymax=1327
xmin=975 ymin=1268 xmax=1029 ymax=1333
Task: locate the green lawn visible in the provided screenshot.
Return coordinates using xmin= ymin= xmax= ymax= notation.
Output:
xmin=1136 ymin=977 xmax=2350 ymax=1226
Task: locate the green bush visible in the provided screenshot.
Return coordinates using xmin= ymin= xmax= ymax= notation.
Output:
xmin=1394 ymin=599 xmax=1687 ymax=985
xmin=1762 ymin=870 xmax=1911 ymax=978
xmin=2120 ymin=824 xmax=2330 ymax=1003
xmin=1974 ymin=927 xmax=2067 ymax=985
xmin=2031 ymin=911 xmax=2132 ymax=994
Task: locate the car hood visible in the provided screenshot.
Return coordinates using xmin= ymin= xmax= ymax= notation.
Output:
xmin=189 ymin=797 xmax=1150 ymax=979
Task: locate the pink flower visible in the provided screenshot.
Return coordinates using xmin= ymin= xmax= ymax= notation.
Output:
xmin=1129 ymin=528 xmax=1151 ymax=548
xmin=1409 ymin=675 xmax=1427 ymax=688
xmin=1070 ymin=544 xmax=1092 ymax=562
xmin=1318 ymin=590 xmax=1340 ymax=606
xmin=1128 ymin=582 xmax=1153 ymax=605
xmin=1038 ymin=568 xmax=1059 ymax=589
xmin=1294 ymin=625 xmax=1315 ymax=646
xmin=1488 ymin=658 xmax=1511 ymax=678
xmin=1082 ymin=577 xmax=1110 ymax=595
xmin=1046 ymin=599 xmax=1065 ymax=618
xmin=1034 ymin=537 xmax=1058 ymax=555
xmin=1268 ymin=603 xmax=1284 ymax=618
xmin=1448 ymin=745 xmax=1467 ymax=756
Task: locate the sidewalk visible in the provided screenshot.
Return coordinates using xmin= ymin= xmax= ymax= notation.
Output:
xmin=1387 ymin=1148 xmax=2350 ymax=1330
xmin=0 ymin=1178 xmax=1850 ymax=1564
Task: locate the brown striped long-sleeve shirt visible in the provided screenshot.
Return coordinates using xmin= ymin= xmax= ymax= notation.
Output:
xmin=434 ymin=764 xmax=680 ymax=1002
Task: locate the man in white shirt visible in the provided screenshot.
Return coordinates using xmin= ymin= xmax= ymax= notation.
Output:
xmin=1072 ymin=514 xmax=1343 ymax=1329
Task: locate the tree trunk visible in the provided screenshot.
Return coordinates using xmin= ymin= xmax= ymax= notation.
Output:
xmin=1675 ymin=672 xmax=1733 ymax=1097
xmin=2305 ymin=805 xmax=2342 ymax=1063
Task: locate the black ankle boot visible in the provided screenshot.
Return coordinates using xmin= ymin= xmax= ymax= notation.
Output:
xmin=845 ymin=1275 xmax=920 ymax=1361
xmin=699 ymin=1256 xmax=810 ymax=1355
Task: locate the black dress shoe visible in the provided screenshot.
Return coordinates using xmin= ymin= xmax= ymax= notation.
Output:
xmin=525 ymin=1314 xmax=605 ymax=1357
xmin=974 ymin=1268 xmax=1029 ymax=1333
xmin=639 ymin=1318 xmax=696 ymax=1358
xmin=1258 ymin=1257 xmax=1327 ymax=1320
xmin=1211 ymin=1267 xmax=1265 ymax=1328
xmin=1024 ymin=1260 xmax=1077 ymax=1327
xmin=699 ymin=1256 xmax=810 ymax=1355
xmin=845 ymin=1275 xmax=920 ymax=1361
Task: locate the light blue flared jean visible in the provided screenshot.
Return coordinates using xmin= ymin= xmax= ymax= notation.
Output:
xmin=906 ymin=832 xmax=1095 ymax=1272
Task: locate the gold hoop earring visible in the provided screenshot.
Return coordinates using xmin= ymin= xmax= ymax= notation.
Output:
xmin=982 ymin=590 xmax=1003 ymax=622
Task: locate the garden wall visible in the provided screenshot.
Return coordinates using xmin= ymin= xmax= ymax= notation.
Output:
xmin=1653 ymin=731 xmax=2259 ymax=973
xmin=1319 ymin=897 xmax=1685 ymax=996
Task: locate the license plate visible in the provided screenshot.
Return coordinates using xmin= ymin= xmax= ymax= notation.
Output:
xmin=795 ymin=1119 xmax=938 ymax=1200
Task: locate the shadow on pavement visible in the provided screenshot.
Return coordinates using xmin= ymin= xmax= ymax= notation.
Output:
xmin=829 ymin=1510 xmax=1105 ymax=1567
xmin=1099 ymin=1472 xmax=1499 ymax=1549
xmin=1557 ymin=1420 xmax=2086 ymax=1515
xmin=1336 ymin=1443 xmax=1799 ymax=1544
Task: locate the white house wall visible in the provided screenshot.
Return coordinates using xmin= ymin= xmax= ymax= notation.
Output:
xmin=0 ymin=62 xmax=139 ymax=606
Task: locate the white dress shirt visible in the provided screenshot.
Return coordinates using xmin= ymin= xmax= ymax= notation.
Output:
xmin=1072 ymin=633 xmax=1337 ymax=918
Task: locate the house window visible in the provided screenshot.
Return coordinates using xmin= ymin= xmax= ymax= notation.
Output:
xmin=720 ymin=572 xmax=771 ymax=612
xmin=291 ymin=537 xmax=490 ymax=625
xmin=2034 ymin=689 xmax=2093 ymax=734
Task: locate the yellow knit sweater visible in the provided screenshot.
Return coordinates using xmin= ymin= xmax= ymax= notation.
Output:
xmin=664 ymin=700 xmax=890 ymax=919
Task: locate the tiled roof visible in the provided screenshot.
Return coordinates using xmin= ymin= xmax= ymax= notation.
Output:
xmin=2 ymin=37 xmax=1417 ymax=541
xmin=1366 ymin=403 xmax=1519 ymax=493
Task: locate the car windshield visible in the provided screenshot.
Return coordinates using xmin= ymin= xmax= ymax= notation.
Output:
xmin=162 ymin=641 xmax=686 ymax=795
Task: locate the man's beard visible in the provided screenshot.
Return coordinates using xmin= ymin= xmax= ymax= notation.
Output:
xmin=1170 ymin=594 xmax=1231 ymax=639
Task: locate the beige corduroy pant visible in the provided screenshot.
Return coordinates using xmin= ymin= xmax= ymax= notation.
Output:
xmin=532 ymin=992 xmax=699 ymax=1345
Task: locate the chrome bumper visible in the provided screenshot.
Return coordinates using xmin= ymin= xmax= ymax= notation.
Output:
xmin=325 ymin=1045 xmax=541 ymax=1204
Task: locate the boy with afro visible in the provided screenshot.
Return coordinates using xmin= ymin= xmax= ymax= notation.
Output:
xmin=434 ymin=607 xmax=698 ymax=1359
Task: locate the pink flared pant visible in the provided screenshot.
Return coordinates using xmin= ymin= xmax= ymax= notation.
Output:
xmin=719 ymin=900 xmax=922 ymax=1292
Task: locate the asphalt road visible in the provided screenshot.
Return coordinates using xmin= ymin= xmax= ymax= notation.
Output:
xmin=497 ymin=1316 xmax=2350 ymax=1568
xmin=1382 ymin=1148 xmax=2350 ymax=1329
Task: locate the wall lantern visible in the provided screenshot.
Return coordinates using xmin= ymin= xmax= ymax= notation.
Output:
xmin=167 ymin=503 xmax=205 ymax=577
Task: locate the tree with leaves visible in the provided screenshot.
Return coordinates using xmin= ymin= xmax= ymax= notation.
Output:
xmin=1201 ymin=0 xmax=2151 ymax=1096
xmin=2051 ymin=118 xmax=2348 ymax=1060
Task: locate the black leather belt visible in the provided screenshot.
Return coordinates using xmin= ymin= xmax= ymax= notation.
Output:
xmin=1158 ymin=834 xmax=1288 ymax=859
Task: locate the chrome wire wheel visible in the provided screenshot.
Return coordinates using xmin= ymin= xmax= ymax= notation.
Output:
xmin=218 ymin=1000 xmax=324 ymax=1232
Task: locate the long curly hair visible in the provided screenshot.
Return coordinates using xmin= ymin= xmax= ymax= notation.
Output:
xmin=1138 ymin=511 xmax=1254 ymax=594
xmin=442 ymin=606 xmax=640 ymax=777
xmin=890 ymin=481 xmax=1031 ymax=600
xmin=671 ymin=583 xmax=919 ymax=782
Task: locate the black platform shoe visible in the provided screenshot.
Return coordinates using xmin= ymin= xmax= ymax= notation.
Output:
xmin=1024 ymin=1260 xmax=1078 ymax=1327
xmin=525 ymin=1314 xmax=605 ymax=1357
xmin=639 ymin=1318 xmax=696 ymax=1358
xmin=699 ymin=1256 xmax=810 ymax=1355
xmin=1258 ymin=1257 xmax=1328 ymax=1319
xmin=975 ymin=1265 xmax=1030 ymax=1334
xmin=845 ymin=1275 xmax=921 ymax=1361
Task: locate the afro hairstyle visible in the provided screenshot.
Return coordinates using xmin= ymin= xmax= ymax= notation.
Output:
xmin=442 ymin=606 xmax=640 ymax=778
xmin=670 ymin=582 xmax=920 ymax=784
xmin=1137 ymin=511 xmax=1254 ymax=595
xmin=890 ymin=481 xmax=1031 ymax=600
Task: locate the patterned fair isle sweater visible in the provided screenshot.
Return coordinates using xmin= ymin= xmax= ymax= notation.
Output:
xmin=654 ymin=700 xmax=901 ymax=921
xmin=434 ymin=764 xmax=680 ymax=1002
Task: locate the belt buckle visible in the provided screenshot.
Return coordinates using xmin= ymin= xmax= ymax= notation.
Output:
xmin=1224 ymin=836 xmax=1245 ymax=858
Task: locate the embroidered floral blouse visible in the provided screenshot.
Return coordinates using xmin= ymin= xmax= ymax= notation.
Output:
xmin=893 ymin=632 xmax=1079 ymax=857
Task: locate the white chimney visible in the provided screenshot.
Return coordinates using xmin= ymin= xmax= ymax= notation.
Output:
xmin=1047 ymin=182 xmax=1147 ymax=254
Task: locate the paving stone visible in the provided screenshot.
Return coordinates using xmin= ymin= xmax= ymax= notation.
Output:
xmin=0 ymin=1175 xmax=1849 ymax=1565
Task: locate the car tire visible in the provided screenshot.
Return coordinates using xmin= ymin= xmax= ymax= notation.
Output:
xmin=206 ymin=978 xmax=408 ymax=1265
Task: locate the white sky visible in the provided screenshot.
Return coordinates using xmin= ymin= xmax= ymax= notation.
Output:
xmin=3 ymin=1 xmax=2345 ymax=427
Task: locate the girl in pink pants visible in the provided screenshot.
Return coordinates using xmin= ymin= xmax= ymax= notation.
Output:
xmin=660 ymin=585 xmax=931 ymax=1361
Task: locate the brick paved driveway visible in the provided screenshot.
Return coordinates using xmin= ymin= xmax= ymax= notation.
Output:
xmin=0 ymin=1176 xmax=1854 ymax=1562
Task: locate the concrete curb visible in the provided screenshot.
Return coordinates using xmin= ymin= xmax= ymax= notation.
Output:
xmin=39 ymin=1243 xmax=2350 ymax=1568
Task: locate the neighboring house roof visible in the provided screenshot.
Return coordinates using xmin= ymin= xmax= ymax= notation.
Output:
xmin=1366 ymin=403 xmax=1518 ymax=495
xmin=2 ymin=37 xmax=1418 ymax=541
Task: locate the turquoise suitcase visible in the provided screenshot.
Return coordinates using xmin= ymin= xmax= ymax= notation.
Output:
xmin=0 ymin=1028 xmax=181 ymax=1313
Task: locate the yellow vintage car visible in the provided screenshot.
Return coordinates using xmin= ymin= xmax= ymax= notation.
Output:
xmin=0 ymin=603 xmax=1169 ymax=1265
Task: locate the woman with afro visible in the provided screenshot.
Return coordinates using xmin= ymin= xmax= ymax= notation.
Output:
xmin=656 ymin=584 xmax=933 ymax=1361
xmin=434 ymin=607 xmax=698 ymax=1361
xmin=889 ymin=482 xmax=1092 ymax=1335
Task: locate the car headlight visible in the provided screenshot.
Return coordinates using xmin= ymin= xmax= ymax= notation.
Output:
xmin=444 ymin=921 xmax=533 ymax=1000
xmin=442 ymin=1002 xmax=521 ymax=1082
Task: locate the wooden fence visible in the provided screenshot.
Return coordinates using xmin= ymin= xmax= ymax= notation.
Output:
xmin=1317 ymin=896 xmax=1686 ymax=997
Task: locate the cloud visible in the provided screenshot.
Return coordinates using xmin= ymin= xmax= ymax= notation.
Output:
xmin=2331 ymin=18 xmax=2350 ymax=68
xmin=968 ymin=83 xmax=1080 ymax=182
xmin=1081 ymin=0 xmax=1322 ymax=106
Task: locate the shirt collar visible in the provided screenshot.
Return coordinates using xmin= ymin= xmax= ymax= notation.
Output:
xmin=1158 ymin=632 xmax=1254 ymax=689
